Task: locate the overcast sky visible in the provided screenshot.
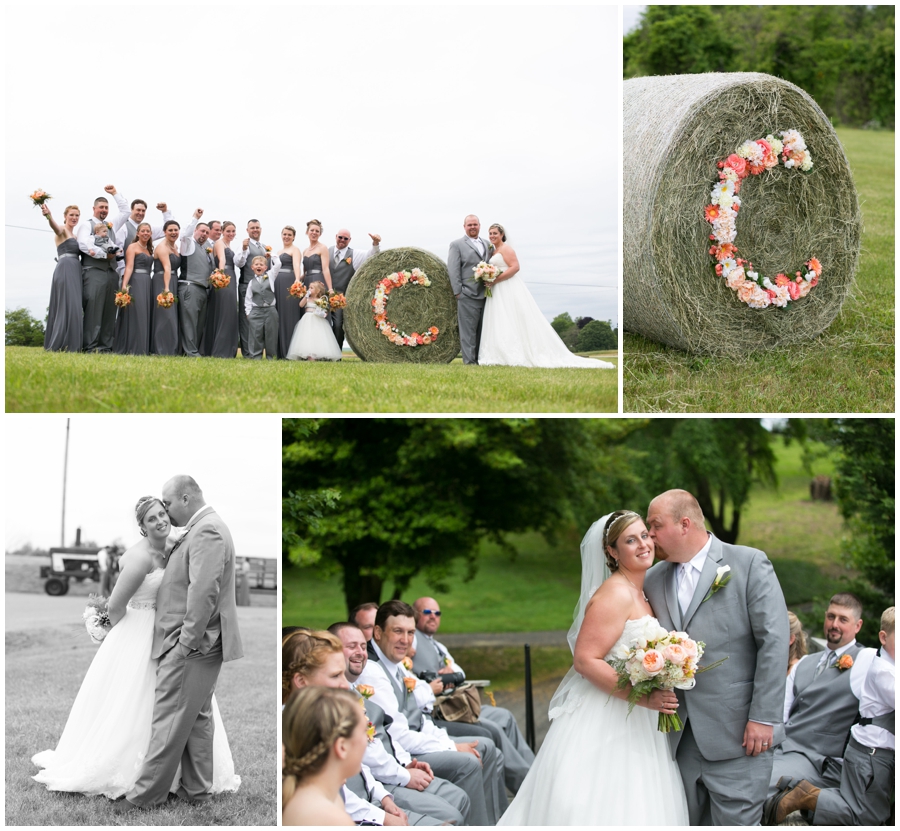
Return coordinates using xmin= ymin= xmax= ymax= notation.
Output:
xmin=5 ymin=4 xmax=620 ymax=328
xmin=5 ymin=415 xmax=281 ymax=557
xmin=623 ymin=5 xmax=645 ymax=35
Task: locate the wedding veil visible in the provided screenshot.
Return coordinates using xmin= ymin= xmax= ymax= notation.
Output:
xmin=547 ymin=513 xmax=612 ymax=720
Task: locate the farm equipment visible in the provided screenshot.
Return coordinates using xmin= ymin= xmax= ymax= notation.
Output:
xmin=40 ymin=547 xmax=102 ymax=596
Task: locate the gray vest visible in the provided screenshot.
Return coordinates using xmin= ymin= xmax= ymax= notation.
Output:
xmin=345 ymin=771 xmax=371 ymax=801
xmin=331 ymin=247 xmax=355 ymax=293
xmin=370 ymin=649 xmax=424 ymax=730
xmin=82 ymin=217 xmax=115 ymax=272
xmin=183 ymin=240 xmax=212 ymax=286
xmin=783 ymin=642 xmax=865 ymax=761
xmin=363 ymin=697 xmax=398 ymax=760
xmin=121 ymin=219 xmax=139 ymax=251
xmin=240 ymin=240 xmax=267 ymax=283
xmin=411 ymin=634 xmax=446 ymax=675
xmin=247 ymin=276 xmax=275 ymax=307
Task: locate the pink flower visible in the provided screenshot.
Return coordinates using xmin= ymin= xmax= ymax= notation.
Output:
xmin=681 ymin=639 xmax=698 ymax=659
xmin=642 ymin=650 xmax=665 ymax=676
xmin=737 ymin=281 xmax=756 ymax=303
xmin=725 ymin=154 xmax=748 ymax=178
xmin=662 ymin=644 xmax=687 ymax=665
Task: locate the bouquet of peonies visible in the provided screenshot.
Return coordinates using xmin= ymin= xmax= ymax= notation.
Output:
xmin=157 ymin=291 xmax=175 ymax=308
xmin=82 ymin=594 xmax=112 ymax=644
xmin=328 ymin=292 xmax=347 ymax=311
xmin=209 ymin=268 xmax=231 ymax=290
xmin=114 ymin=286 xmax=132 ymax=308
xmin=607 ymin=618 xmax=726 ymax=732
xmin=288 ymin=282 xmax=308 ymax=301
xmin=472 ymin=261 xmax=500 ymax=297
xmin=30 ymin=189 xmax=52 ymax=206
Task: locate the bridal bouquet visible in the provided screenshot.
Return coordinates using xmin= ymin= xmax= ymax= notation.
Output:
xmin=472 ymin=262 xmax=499 ymax=297
xmin=288 ymin=282 xmax=307 ymax=301
xmin=328 ymin=292 xmax=347 ymax=311
xmin=82 ymin=594 xmax=112 ymax=644
xmin=157 ymin=290 xmax=175 ymax=308
xmin=608 ymin=619 xmax=726 ymax=732
xmin=30 ymin=188 xmax=52 ymax=206
xmin=209 ymin=268 xmax=231 ymax=290
xmin=114 ymin=286 xmax=132 ymax=308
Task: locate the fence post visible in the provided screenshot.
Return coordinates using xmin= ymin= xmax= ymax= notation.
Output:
xmin=524 ymin=643 xmax=535 ymax=752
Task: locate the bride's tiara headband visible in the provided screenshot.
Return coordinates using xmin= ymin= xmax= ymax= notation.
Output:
xmin=603 ymin=510 xmax=642 ymax=549
xmin=134 ymin=496 xmax=163 ymax=534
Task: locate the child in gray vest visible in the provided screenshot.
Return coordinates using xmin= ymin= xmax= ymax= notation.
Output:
xmin=243 ymin=255 xmax=280 ymax=359
xmin=90 ymin=222 xmax=123 ymax=259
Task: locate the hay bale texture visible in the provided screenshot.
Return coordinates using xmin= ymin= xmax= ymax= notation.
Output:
xmin=344 ymin=247 xmax=460 ymax=363
xmin=624 ymin=72 xmax=862 ymax=355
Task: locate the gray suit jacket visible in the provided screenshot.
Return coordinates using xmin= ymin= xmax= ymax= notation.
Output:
xmin=153 ymin=505 xmax=244 ymax=662
xmin=644 ymin=534 xmax=789 ymax=762
xmin=447 ymin=236 xmax=491 ymax=298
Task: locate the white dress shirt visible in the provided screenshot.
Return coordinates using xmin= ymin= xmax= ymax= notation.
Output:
xmin=332 ymin=243 xmax=380 ymax=273
xmin=115 ymin=204 xmax=174 ymax=274
xmin=243 ymin=260 xmax=282 ymax=316
xmin=851 ymin=649 xmax=895 ymax=750
xmin=233 ymin=240 xmax=270 ymax=268
xmin=677 ymin=534 xmax=712 ymax=612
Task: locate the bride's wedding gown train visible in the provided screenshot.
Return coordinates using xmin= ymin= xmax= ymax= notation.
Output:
xmin=497 ymin=616 xmax=689 ymax=825
xmin=478 ymin=252 xmax=615 ymax=368
xmin=32 ymin=568 xmax=240 ymax=798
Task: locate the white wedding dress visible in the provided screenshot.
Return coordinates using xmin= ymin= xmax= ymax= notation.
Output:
xmin=498 ymin=614 xmax=689 ymax=826
xmin=32 ymin=568 xmax=240 ymax=798
xmin=478 ymin=252 xmax=615 ymax=368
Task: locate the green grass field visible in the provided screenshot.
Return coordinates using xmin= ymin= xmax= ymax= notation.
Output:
xmin=623 ymin=128 xmax=894 ymax=412
xmin=5 ymin=349 xmax=617 ymax=413
xmin=283 ymin=438 xmax=852 ymax=688
xmin=5 ymin=608 xmax=277 ymax=826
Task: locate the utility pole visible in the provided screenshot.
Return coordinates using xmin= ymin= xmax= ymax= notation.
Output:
xmin=61 ymin=418 xmax=70 ymax=546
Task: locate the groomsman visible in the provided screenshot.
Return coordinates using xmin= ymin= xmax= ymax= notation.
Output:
xmin=234 ymin=219 xmax=270 ymax=357
xmin=447 ymin=215 xmax=490 ymax=364
xmin=328 ymin=229 xmax=381 ymax=350
xmin=178 ymin=209 xmax=213 ymax=357
xmin=76 ymin=185 xmax=124 ymax=352
xmin=114 ymin=192 xmax=173 ymax=275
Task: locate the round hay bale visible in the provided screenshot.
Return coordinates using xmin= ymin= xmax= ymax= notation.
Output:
xmin=344 ymin=247 xmax=460 ymax=363
xmin=624 ymin=72 xmax=862 ymax=355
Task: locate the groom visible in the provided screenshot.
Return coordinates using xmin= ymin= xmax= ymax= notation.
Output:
xmin=644 ymin=489 xmax=789 ymax=826
xmin=121 ymin=475 xmax=243 ymax=810
xmin=448 ymin=215 xmax=491 ymax=364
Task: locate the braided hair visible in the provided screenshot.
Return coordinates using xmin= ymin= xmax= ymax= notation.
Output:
xmin=281 ymin=629 xmax=344 ymax=703
xmin=282 ymin=686 xmax=362 ymax=808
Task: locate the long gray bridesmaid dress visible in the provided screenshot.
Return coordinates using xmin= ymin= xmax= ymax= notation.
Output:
xmin=150 ymin=252 xmax=180 ymax=355
xmin=44 ymin=237 xmax=83 ymax=352
xmin=114 ymin=251 xmax=153 ymax=355
xmin=275 ymin=252 xmax=302 ymax=359
xmin=204 ymin=246 xmax=239 ymax=358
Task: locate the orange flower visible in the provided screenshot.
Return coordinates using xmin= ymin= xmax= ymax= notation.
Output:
xmin=715 ymin=243 xmax=737 ymax=261
xmin=775 ymin=273 xmax=791 ymax=287
xmin=807 ymin=257 xmax=822 ymax=276
xmin=837 ymin=654 xmax=854 ymax=672
xmin=402 ymin=656 xmax=413 ymax=671
xmin=403 ymin=676 xmax=417 ymax=692
xmin=356 ymin=684 xmax=375 ymax=699
xmin=704 ymin=205 xmax=720 ymax=222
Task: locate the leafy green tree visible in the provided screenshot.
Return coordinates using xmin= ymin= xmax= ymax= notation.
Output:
xmin=550 ymin=312 xmax=574 ymax=337
xmin=625 ymin=418 xmax=777 ymax=543
xmin=6 ymin=307 xmax=45 ymax=346
xmin=577 ymin=320 xmax=616 ymax=352
xmin=575 ymin=316 xmax=595 ymax=329
xmin=282 ymin=418 xmax=644 ymax=613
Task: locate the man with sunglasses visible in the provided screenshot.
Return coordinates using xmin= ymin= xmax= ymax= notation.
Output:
xmin=329 ymin=228 xmax=382 ymax=351
xmin=412 ymin=597 xmax=535 ymax=792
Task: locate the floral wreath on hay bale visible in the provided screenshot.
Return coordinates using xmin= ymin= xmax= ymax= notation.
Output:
xmin=372 ymin=268 xmax=440 ymax=347
xmin=705 ymin=129 xmax=822 ymax=310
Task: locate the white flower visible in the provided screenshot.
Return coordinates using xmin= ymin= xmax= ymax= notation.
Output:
xmin=747 ymin=285 xmax=771 ymax=309
xmin=769 ymin=286 xmax=790 ymax=308
xmin=674 ymin=677 xmax=696 ymax=690
xmin=711 ymin=180 xmax=735 ymax=201
xmin=738 ymin=140 xmax=763 ymax=163
xmin=720 ymin=257 xmax=737 ymax=276
xmin=715 ymin=565 xmax=731 ymax=581
xmin=784 ymin=158 xmax=796 ymax=169
xmin=766 ymin=135 xmax=784 ymax=156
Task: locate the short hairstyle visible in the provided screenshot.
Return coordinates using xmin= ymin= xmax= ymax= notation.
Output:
xmin=828 ymin=592 xmax=863 ymax=621
xmin=166 ymin=474 xmax=202 ymax=500
xmin=247 ymin=219 xmax=260 ymax=226
xmin=93 ymin=196 xmax=109 ymax=206
xmin=659 ymin=489 xmax=705 ymax=526
xmin=196 ymin=222 xmax=210 ymax=231
xmin=282 ymin=629 xmax=343 ymax=702
xmin=880 ymin=606 xmax=894 ymax=636
xmin=282 ymin=687 xmax=361 ymax=807
xmin=375 ymin=599 xmax=417 ymax=632
xmin=130 ymin=199 xmax=147 ymax=210
xmin=251 ymin=255 xmax=268 ymax=266
xmin=327 ymin=621 xmax=363 ymax=638
xmin=93 ymin=222 xmax=108 ymax=232
xmin=787 ymin=611 xmax=808 ymax=666
xmin=208 ymin=220 xmax=222 ymax=230
xmin=350 ymin=602 xmax=379 ymax=626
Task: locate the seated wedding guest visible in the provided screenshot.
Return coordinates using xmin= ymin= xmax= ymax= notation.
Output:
xmin=243 ymin=255 xmax=281 ymax=359
xmin=784 ymin=611 xmax=809 ymax=722
xmin=350 ymin=603 xmax=379 ymax=642
xmin=275 ymin=226 xmax=303 ymax=359
xmin=114 ymin=196 xmax=172 ymax=276
xmin=285 ymin=282 xmax=343 ymax=362
xmin=766 ymin=594 xmax=876 ymax=806
xmin=329 ymin=622 xmax=472 ymax=826
xmin=40 ymin=203 xmax=83 ymax=352
xmin=114 ymin=222 xmax=154 ymax=355
xmin=411 ymin=597 xmax=535 ymax=792
xmin=205 ymin=220 xmax=240 ymax=358
xmin=357 ymin=600 xmax=508 ymax=825
xmin=178 ymin=208 xmax=213 ymax=357
xmin=282 ymin=629 xmax=416 ymax=826
xmin=282 ymin=686 xmax=365 ymax=826
xmin=768 ymin=606 xmax=894 ymax=826
xmin=233 ymin=219 xmax=271 ymax=357
xmin=151 ymin=220 xmax=181 ymax=355
xmin=328 ymin=228 xmax=382 ymax=351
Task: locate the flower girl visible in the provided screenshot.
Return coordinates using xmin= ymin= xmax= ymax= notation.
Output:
xmin=286 ymin=281 xmax=342 ymax=361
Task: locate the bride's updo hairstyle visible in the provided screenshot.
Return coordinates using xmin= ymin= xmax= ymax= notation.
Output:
xmin=282 ymin=629 xmax=343 ymax=702
xmin=135 ymin=496 xmax=163 ymax=537
xmin=489 ymin=223 xmax=507 ymax=242
xmin=282 ymin=686 xmax=361 ymax=808
xmin=602 ymin=510 xmax=642 ymax=572
xmin=306 ymin=219 xmax=323 ymax=232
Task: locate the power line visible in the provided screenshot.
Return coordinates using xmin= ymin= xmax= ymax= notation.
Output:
xmin=7 ymin=224 xmax=52 ymax=233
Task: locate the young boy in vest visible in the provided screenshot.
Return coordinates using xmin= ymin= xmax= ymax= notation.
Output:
xmin=243 ymin=255 xmax=279 ymax=359
xmin=769 ymin=606 xmax=895 ymax=825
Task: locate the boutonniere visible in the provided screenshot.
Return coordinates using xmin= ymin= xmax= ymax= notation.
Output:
xmin=402 ymin=676 xmax=417 ymax=697
xmin=264 ymin=245 xmax=272 ymax=253
xmin=345 ymin=256 xmax=352 ymax=265
xmin=701 ymin=565 xmax=732 ymax=602
xmin=205 ymin=246 xmax=213 ymax=255
xmin=366 ymin=720 xmax=376 ymax=743
xmin=402 ymin=657 xmax=414 ymax=671
xmin=356 ymin=684 xmax=375 ymax=701
xmin=261 ymin=274 xmax=269 ymax=281
xmin=105 ymin=222 xmax=113 ymax=230
xmin=835 ymin=654 xmax=854 ymax=672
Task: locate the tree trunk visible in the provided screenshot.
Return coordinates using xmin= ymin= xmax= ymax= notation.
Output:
xmin=342 ymin=559 xmax=384 ymax=618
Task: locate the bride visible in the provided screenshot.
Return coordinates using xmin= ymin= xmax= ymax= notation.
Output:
xmin=478 ymin=224 xmax=615 ymax=369
xmin=498 ymin=511 xmax=689 ymax=825
xmin=32 ymin=496 xmax=240 ymax=799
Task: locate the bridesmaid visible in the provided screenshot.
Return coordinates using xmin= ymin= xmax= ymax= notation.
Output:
xmin=41 ymin=203 xmax=83 ymax=352
xmin=150 ymin=219 xmax=181 ymax=355
xmin=114 ymin=222 xmax=154 ymax=355
xmin=205 ymin=220 xmax=240 ymax=358
xmin=274 ymin=225 xmax=303 ymax=359
xmin=301 ymin=219 xmax=332 ymax=292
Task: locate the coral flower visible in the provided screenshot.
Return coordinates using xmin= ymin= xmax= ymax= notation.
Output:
xmin=807 ymin=257 xmax=822 ymax=276
xmin=725 ymin=154 xmax=748 ymax=178
xmin=775 ymin=273 xmax=790 ymax=287
xmin=704 ymin=204 xmax=720 ymax=222
xmin=788 ymin=281 xmax=801 ymax=300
